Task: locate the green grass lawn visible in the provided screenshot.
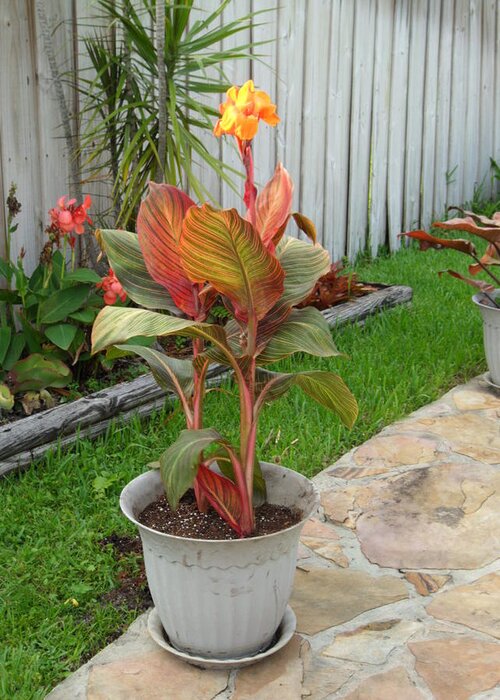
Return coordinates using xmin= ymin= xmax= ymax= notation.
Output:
xmin=0 ymin=237 xmax=490 ymax=699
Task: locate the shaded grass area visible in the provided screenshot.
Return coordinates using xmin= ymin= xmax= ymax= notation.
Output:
xmin=0 ymin=242 xmax=487 ymax=699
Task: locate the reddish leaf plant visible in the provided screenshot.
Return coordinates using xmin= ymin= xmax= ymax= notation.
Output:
xmin=400 ymin=210 xmax=500 ymax=308
xmin=92 ymin=81 xmax=358 ymax=537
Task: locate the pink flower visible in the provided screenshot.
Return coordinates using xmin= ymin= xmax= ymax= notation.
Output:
xmin=49 ymin=195 xmax=92 ymax=235
xmin=96 ymin=268 xmax=127 ymax=305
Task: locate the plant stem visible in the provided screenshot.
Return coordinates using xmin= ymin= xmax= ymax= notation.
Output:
xmin=239 ymin=141 xmax=257 ymax=225
xmin=470 ymin=253 xmax=500 ymax=288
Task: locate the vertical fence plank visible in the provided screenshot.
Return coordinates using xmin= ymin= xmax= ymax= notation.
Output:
xmin=387 ymin=0 xmax=410 ymax=249
xmin=463 ymin=0 xmax=482 ymax=199
xmin=402 ymin=0 xmax=428 ymax=232
xmin=447 ymin=0 xmax=469 ymax=205
xmin=495 ymin=1 xmax=500 ymax=197
xmin=346 ymin=0 xmax=376 ymax=259
xmin=433 ymin=0 xmax=454 ymax=218
xmin=420 ymin=0 xmax=441 ymax=226
xmin=33 ymin=1 xmax=74 ymax=233
xmin=188 ymin=0 xmax=222 ymax=206
xmin=275 ymin=0 xmax=305 ymax=214
xmin=0 ymin=2 xmax=43 ymax=273
xmin=324 ymin=0 xmax=355 ymax=259
xmin=299 ymin=0 xmax=333 ymax=247
xmin=479 ymin=0 xmax=496 ymax=199
xmin=369 ymin=0 xmax=394 ymax=255
xmin=252 ymin=1 xmax=278 ymax=195
xmin=220 ymin=0 xmax=251 ymax=212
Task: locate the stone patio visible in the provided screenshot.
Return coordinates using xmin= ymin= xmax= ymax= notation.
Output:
xmin=47 ymin=375 xmax=500 ymax=699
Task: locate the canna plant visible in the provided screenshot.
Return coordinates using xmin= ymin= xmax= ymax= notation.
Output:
xmin=92 ymin=80 xmax=358 ymax=537
xmin=401 ymin=208 xmax=500 ymax=308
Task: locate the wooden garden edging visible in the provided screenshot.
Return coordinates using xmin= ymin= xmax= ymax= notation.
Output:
xmin=0 ymin=285 xmax=412 ymax=477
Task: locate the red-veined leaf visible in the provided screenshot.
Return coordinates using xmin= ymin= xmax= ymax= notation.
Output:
xmin=257 ymin=307 xmax=342 ymax=364
xmin=137 ymin=183 xmax=199 ymax=317
xmin=400 ymin=230 xmax=476 ymax=255
xmin=468 ymin=243 xmax=500 ymax=275
xmin=291 ymin=212 xmax=317 ymax=244
xmin=114 ymin=344 xmax=194 ymax=396
xmin=434 ymin=218 xmax=500 ymax=244
xmin=180 ymin=204 xmax=285 ymax=322
xmin=276 ymin=236 xmax=331 ymax=306
xmin=438 ymin=269 xmax=495 ymax=292
xmin=448 ymin=208 xmax=500 ymax=227
xmin=91 ymin=306 xmax=230 ymax=356
xmin=255 ymin=163 xmax=293 ymax=248
xmin=196 ymin=464 xmax=244 ymax=537
xmin=255 ymin=369 xmax=358 ymax=428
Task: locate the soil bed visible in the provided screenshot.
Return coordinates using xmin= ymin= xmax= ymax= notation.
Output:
xmin=138 ymin=490 xmax=301 ymax=540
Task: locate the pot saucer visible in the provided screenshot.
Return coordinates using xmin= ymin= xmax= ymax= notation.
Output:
xmin=483 ymin=372 xmax=500 ymax=391
xmin=147 ymin=605 xmax=296 ymax=670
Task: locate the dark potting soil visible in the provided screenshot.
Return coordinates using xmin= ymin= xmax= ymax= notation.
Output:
xmin=138 ymin=489 xmax=302 ymax=540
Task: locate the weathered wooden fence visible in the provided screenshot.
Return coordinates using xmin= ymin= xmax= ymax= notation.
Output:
xmin=1 ymin=0 xmax=499 ymax=273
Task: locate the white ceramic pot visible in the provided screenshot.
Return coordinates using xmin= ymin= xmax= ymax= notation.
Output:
xmin=473 ymin=290 xmax=500 ymax=385
xmin=120 ymin=462 xmax=318 ymax=660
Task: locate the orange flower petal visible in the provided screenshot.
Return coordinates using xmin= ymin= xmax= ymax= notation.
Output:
xmin=235 ymin=115 xmax=259 ymax=141
xmin=235 ymin=79 xmax=255 ymax=108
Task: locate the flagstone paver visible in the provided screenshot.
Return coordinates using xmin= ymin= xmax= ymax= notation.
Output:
xmin=321 ymin=619 xmax=423 ymax=665
xmin=47 ymin=375 xmax=500 ymax=700
xmin=323 ymin=462 xmax=500 ymax=569
xmin=291 ymin=569 xmax=408 ymax=635
xmin=341 ymin=666 xmax=426 ymax=700
xmin=426 ymin=573 xmax=500 ymax=639
xmin=404 ymin=572 xmax=452 ymax=596
xmin=409 ymin=638 xmax=500 ymax=700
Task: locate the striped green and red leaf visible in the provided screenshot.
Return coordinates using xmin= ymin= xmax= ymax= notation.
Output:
xmin=137 ymin=183 xmax=199 ymax=317
xmin=196 ymin=464 xmax=244 ymax=537
xmin=255 ymin=163 xmax=293 ymax=248
xmin=98 ymin=229 xmax=178 ymax=312
xmin=180 ymin=204 xmax=285 ymax=322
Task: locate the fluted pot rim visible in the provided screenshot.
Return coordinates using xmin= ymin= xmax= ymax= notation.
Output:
xmin=472 ymin=289 xmax=500 ymax=309
xmin=120 ymin=462 xmax=318 ymax=545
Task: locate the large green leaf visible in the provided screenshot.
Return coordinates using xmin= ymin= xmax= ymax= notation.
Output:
xmin=9 ymin=354 xmax=72 ymax=392
xmin=62 ymin=268 xmax=102 ymax=285
xmin=276 ymin=237 xmax=331 ymax=307
xmin=159 ymin=428 xmax=223 ymax=510
xmin=256 ymin=369 xmax=358 ymax=428
xmin=115 ymin=344 xmax=194 ymax=396
xmin=99 ymin=228 xmax=179 ymax=313
xmin=39 ymin=285 xmax=90 ymax=324
xmin=0 ymin=328 xmax=12 ymax=365
xmin=44 ymin=323 xmax=78 ymax=351
xmin=2 ymin=333 xmax=25 ymax=370
xmin=180 ymin=204 xmax=285 ymax=322
xmin=92 ymin=306 xmax=229 ymax=356
xmin=257 ymin=307 xmax=341 ymax=364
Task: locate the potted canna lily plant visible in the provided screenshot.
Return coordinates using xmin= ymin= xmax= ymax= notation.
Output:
xmin=401 ymin=210 xmax=500 ymax=387
xmin=92 ymin=80 xmax=358 ymax=665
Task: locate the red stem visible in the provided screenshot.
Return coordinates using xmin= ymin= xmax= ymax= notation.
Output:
xmin=239 ymin=140 xmax=257 ymax=226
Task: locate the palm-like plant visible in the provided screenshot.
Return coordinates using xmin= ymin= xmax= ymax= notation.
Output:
xmin=77 ymin=0 xmax=262 ymax=228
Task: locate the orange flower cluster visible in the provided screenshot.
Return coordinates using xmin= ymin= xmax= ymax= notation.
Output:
xmin=49 ymin=195 xmax=92 ymax=235
xmin=97 ymin=268 xmax=127 ymax=305
xmin=214 ymin=80 xmax=280 ymax=142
